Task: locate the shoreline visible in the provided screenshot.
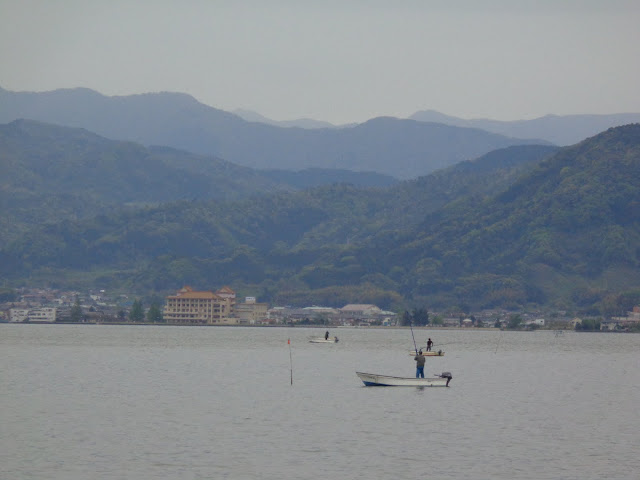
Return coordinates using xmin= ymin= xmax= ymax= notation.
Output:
xmin=1 ymin=322 xmax=571 ymax=332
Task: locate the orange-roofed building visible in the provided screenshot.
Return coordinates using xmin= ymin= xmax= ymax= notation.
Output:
xmin=163 ymin=286 xmax=237 ymax=324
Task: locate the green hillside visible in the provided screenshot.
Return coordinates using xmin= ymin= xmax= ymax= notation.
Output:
xmin=392 ymin=125 xmax=640 ymax=309
xmin=0 ymin=119 xmax=287 ymax=201
xmin=2 ymin=125 xmax=638 ymax=313
xmin=0 ymin=120 xmax=394 ymax=246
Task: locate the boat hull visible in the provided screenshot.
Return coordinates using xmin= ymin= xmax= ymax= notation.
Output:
xmin=408 ymin=350 xmax=444 ymax=356
xmin=309 ymin=338 xmax=338 ymax=343
xmin=356 ymin=371 xmax=451 ymax=387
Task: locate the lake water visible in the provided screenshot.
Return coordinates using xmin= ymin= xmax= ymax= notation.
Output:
xmin=2 ymin=324 xmax=639 ymax=480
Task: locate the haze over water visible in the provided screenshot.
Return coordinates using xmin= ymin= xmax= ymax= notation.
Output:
xmin=2 ymin=324 xmax=639 ymax=479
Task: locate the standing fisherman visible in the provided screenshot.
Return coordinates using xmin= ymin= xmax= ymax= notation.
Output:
xmin=414 ymin=350 xmax=426 ymax=378
xmin=426 ymin=338 xmax=433 ymax=351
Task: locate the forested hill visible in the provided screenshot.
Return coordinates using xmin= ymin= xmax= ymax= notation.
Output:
xmin=1 ymin=125 xmax=638 ymax=312
xmin=0 ymin=119 xmax=288 ymax=245
xmin=0 ymin=119 xmax=285 ymax=202
xmin=386 ymin=124 xmax=640 ymax=309
xmin=0 ymin=119 xmax=395 ymax=245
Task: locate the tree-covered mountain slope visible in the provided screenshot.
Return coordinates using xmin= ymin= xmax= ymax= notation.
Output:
xmin=0 ymin=119 xmax=291 ymax=245
xmin=2 ymin=125 xmax=637 ymax=312
xmin=0 ymin=119 xmax=286 ymax=200
xmin=0 ymin=120 xmax=394 ymax=246
xmin=387 ymin=124 xmax=640 ymax=308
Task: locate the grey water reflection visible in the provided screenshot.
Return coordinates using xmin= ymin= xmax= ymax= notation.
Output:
xmin=2 ymin=324 xmax=639 ymax=479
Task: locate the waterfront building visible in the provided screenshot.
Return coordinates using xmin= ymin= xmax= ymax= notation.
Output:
xmin=602 ymin=305 xmax=640 ymax=331
xmin=235 ymin=297 xmax=269 ymax=324
xmin=9 ymin=308 xmax=29 ymax=323
xmin=9 ymin=307 xmax=57 ymax=323
xmin=27 ymin=307 xmax=57 ymax=323
xmin=340 ymin=304 xmax=382 ymax=316
xmin=163 ymin=286 xmax=237 ymax=324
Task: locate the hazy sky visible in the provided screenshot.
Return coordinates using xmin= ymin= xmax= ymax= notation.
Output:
xmin=1 ymin=0 xmax=639 ymax=124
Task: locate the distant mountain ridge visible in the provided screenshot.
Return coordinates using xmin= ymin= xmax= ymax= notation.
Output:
xmin=233 ymin=108 xmax=348 ymax=129
xmin=212 ymin=102 xmax=640 ymax=148
xmin=232 ymin=108 xmax=640 ymax=146
xmin=409 ymin=109 xmax=640 ymax=146
xmin=0 ymin=86 xmax=549 ymax=179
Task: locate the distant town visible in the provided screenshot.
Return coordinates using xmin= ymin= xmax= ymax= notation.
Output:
xmin=2 ymin=285 xmax=639 ymax=332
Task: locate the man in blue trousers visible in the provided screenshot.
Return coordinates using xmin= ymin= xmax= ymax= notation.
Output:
xmin=414 ymin=350 xmax=425 ymax=378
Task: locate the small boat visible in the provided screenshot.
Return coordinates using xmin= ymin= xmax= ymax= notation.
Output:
xmin=309 ymin=336 xmax=339 ymax=343
xmin=356 ymin=371 xmax=452 ymax=387
xmin=408 ymin=350 xmax=444 ymax=356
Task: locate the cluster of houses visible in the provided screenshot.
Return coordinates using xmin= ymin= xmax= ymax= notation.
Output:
xmin=0 ymin=286 xmax=400 ymax=326
xmin=1 ymin=288 xmax=121 ymax=323
xmin=2 ymin=286 xmax=640 ymax=332
xmin=601 ymin=306 xmax=640 ymax=331
xmin=160 ymin=286 xmax=399 ymax=326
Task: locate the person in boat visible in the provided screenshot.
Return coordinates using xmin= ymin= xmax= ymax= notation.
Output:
xmin=325 ymin=330 xmax=329 ymax=340
xmin=334 ymin=336 xmax=339 ymax=342
xmin=426 ymin=338 xmax=433 ymax=351
xmin=414 ymin=350 xmax=426 ymax=378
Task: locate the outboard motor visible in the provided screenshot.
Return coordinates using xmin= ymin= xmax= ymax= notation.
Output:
xmin=440 ymin=372 xmax=453 ymax=387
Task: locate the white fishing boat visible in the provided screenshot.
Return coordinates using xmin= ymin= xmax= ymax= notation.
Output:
xmin=356 ymin=371 xmax=452 ymax=387
xmin=309 ymin=336 xmax=339 ymax=343
xmin=407 ymin=350 xmax=445 ymax=356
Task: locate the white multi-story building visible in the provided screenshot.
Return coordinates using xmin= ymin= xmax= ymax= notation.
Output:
xmin=28 ymin=307 xmax=57 ymax=322
xmin=10 ymin=307 xmax=57 ymax=323
xmin=9 ymin=309 xmax=29 ymax=323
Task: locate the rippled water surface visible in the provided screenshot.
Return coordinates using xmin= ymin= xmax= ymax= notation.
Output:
xmin=2 ymin=325 xmax=639 ymax=479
